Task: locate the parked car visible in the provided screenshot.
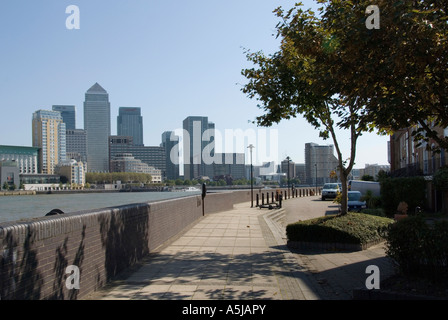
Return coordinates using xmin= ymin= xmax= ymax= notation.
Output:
xmin=321 ymin=183 xmax=341 ymax=200
xmin=347 ymin=191 xmax=367 ymax=212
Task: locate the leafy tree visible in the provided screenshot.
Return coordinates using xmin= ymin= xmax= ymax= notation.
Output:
xmin=361 ymin=175 xmax=374 ymax=182
xmin=242 ymin=2 xmax=375 ymax=214
xmin=316 ymin=0 xmax=448 ymax=151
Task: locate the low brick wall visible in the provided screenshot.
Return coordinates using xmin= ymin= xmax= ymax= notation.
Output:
xmin=0 ymin=190 xmax=252 ymax=300
xmin=0 ymin=187 xmax=316 ymax=300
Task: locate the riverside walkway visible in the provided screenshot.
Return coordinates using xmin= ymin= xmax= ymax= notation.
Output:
xmin=85 ymin=195 xmax=395 ymax=300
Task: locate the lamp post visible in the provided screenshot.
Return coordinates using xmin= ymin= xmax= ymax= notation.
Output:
xmin=248 ymin=144 xmax=255 ymax=208
xmin=314 ymin=163 xmax=318 ymax=194
xmin=286 ymin=156 xmax=291 ymax=191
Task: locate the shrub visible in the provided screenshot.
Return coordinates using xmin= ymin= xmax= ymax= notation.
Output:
xmin=286 ymin=212 xmax=394 ymax=245
xmin=433 ymin=166 xmax=448 ymax=191
xmin=380 ymin=177 xmax=426 ymax=217
xmin=385 ymin=215 xmax=448 ymax=281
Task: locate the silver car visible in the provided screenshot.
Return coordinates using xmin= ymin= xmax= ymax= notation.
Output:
xmin=321 ymin=183 xmax=340 ymax=200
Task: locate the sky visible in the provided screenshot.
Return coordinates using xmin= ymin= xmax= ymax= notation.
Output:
xmin=0 ymin=0 xmax=390 ymax=169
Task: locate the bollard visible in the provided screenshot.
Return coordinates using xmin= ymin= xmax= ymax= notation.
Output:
xmin=256 ymin=193 xmax=259 ymax=207
xmin=262 ymin=193 xmax=265 ymax=205
xmin=279 ymin=194 xmax=282 ymax=208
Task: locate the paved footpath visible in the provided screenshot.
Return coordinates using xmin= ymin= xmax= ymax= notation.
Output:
xmin=85 ymin=195 xmax=396 ymax=300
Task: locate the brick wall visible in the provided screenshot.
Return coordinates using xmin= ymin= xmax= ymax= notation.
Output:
xmin=0 ymin=190 xmax=252 ymax=300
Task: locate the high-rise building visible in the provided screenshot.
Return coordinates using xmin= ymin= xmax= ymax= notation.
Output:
xmin=161 ymin=131 xmax=180 ymax=180
xmin=281 ymin=157 xmax=296 ymax=183
xmin=52 ymin=105 xmax=76 ymax=130
xmin=305 ymin=142 xmax=339 ymax=186
xmin=66 ymin=129 xmax=87 ymax=164
xmin=84 ymin=83 xmax=111 ymax=172
xmin=182 ymin=116 xmax=215 ymax=180
xmin=32 ymin=109 xmax=66 ymax=174
xmin=117 ymin=107 xmax=144 ymax=146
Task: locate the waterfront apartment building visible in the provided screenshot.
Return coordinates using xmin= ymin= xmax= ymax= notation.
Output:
xmin=52 ymin=105 xmax=76 ymax=130
xmin=161 ymin=131 xmax=180 ymax=180
xmin=0 ymin=145 xmax=39 ymax=174
xmin=117 ymin=107 xmax=144 ymax=146
xmin=389 ymin=125 xmax=447 ymax=177
xmin=110 ymin=153 xmax=162 ymax=183
xmin=305 ymin=142 xmax=339 ymax=186
xmin=84 ymin=83 xmax=111 ymax=172
xmin=109 ymin=136 xmax=166 ymax=180
xmin=32 ymin=109 xmax=66 ymax=174
xmin=183 ymin=116 xmax=215 ymax=180
xmin=55 ymin=159 xmax=86 ymax=186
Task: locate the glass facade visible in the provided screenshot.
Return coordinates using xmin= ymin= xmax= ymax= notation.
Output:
xmin=84 ymin=83 xmax=111 ymax=172
xmin=117 ymin=107 xmax=144 ymax=146
xmin=52 ymin=105 xmax=76 ymax=130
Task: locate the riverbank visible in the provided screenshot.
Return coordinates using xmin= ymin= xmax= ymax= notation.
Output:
xmin=0 ymin=190 xmax=36 ymax=196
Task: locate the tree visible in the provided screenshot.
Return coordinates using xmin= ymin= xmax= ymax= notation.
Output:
xmin=361 ymin=175 xmax=375 ymax=182
xmin=316 ymin=0 xmax=448 ymax=151
xmin=242 ymin=3 xmax=374 ymax=214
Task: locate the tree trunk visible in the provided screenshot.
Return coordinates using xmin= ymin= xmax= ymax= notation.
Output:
xmin=339 ymin=169 xmax=348 ymax=215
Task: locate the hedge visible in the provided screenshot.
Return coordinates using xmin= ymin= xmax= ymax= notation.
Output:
xmin=286 ymin=212 xmax=394 ymax=246
xmin=380 ymin=177 xmax=427 ymax=217
xmin=385 ymin=215 xmax=448 ymax=281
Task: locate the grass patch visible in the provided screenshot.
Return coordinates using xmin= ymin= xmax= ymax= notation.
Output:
xmin=286 ymin=212 xmax=394 ymax=246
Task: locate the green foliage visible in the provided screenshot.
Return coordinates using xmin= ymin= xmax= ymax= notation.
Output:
xmin=286 ymin=212 xmax=393 ymax=245
xmin=385 ymin=216 xmax=448 ymax=281
xmin=86 ymin=172 xmax=152 ymax=184
xmin=380 ymin=177 xmax=427 ymax=217
xmin=433 ymin=167 xmax=448 ymax=191
xmin=361 ymin=190 xmax=382 ymax=209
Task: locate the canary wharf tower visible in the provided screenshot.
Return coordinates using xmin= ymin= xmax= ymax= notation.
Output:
xmin=84 ymin=83 xmax=111 ymax=172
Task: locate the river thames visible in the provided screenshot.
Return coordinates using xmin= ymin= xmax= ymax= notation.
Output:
xmin=0 ymin=191 xmax=201 ymax=224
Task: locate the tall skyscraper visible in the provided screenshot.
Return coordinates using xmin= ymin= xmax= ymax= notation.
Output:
xmin=32 ymin=109 xmax=66 ymax=174
xmin=52 ymin=105 xmax=76 ymax=130
xmin=84 ymin=83 xmax=111 ymax=172
xmin=117 ymin=107 xmax=143 ymax=146
xmin=182 ymin=116 xmax=215 ymax=180
xmin=161 ymin=131 xmax=180 ymax=180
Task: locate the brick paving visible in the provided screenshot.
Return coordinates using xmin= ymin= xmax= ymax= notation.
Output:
xmin=84 ymin=195 xmax=396 ymax=300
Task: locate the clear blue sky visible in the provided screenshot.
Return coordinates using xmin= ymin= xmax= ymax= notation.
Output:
xmin=0 ymin=0 xmax=390 ymax=168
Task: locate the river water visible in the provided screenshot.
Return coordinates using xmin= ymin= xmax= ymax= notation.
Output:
xmin=0 ymin=191 xmax=201 ymax=224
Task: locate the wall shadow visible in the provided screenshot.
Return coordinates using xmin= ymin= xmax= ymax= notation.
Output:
xmin=98 ymin=203 xmax=150 ymax=282
xmin=0 ymin=225 xmax=43 ymax=300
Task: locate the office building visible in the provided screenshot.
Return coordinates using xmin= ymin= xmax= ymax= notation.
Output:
xmin=183 ymin=116 xmax=215 ymax=180
xmin=52 ymin=105 xmax=76 ymax=130
xmin=212 ymin=153 xmax=245 ymax=180
xmin=84 ymin=83 xmax=111 ymax=172
xmin=32 ymin=109 xmax=66 ymax=174
xmin=66 ymin=129 xmax=87 ymax=163
xmin=0 ymin=145 xmax=39 ymax=174
xmin=305 ymin=142 xmax=339 ymax=186
xmin=0 ymin=160 xmax=20 ymax=189
xmin=161 ymin=131 xmax=180 ymax=180
xmin=117 ymin=107 xmax=144 ymax=146
xmin=281 ymin=157 xmax=296 ymax=182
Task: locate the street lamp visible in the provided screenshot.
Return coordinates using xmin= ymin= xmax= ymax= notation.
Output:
xmin=286 ymin=156 xmax=291 ymax=190
xmin=248 ymin=144 xmax=255 ymax=208
xmin=314 ymin=163 xmax=318 ymax=194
